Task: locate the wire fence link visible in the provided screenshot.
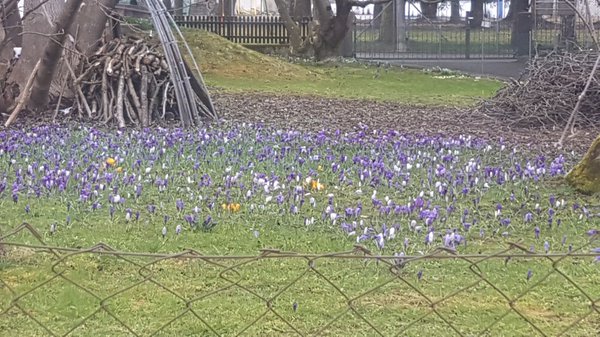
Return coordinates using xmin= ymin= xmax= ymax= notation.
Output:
xmin=1 ymin=223 xmax=599 ymax=337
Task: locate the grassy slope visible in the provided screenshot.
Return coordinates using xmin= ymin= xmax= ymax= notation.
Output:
xmin=183 ymin=30 xmax=502 ymax=106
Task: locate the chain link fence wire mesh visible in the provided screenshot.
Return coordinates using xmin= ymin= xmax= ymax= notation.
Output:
xmin=1 ymin=223 xmax=599 ymax=336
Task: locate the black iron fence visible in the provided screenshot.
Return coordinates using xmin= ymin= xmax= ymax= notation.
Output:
xmin=173 ymin=15 xmax=311 ymax=45
xmin=354 ymin=18 xmax=515 ymax=60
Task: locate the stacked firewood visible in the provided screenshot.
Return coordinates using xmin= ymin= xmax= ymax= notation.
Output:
xmin=72 ymin=36 xmax=208 ymax=127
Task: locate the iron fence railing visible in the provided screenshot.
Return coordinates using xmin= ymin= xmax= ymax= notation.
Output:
xmin=354 ymin=18 xmax=515 ymax=60
xmin=1 ymin=223 xmax=599 ymax=336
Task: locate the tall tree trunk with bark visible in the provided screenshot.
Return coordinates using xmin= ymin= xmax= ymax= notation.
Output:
xmin=419 ymin=1 xmax=437 ymax=20
xmin=174 ymin=0 xmax=184 ymax=15
xmin=70 ymin=0 xmax=119 ymax=56
xmin=504 ymin=0 xmax=529 ymax=22
xmin=379 ymin=3 xmax=394 ymax=43
xmin=469 ymin=0 xmax=483 ymax=28
xmin=396 ymin=0 xmax=406 ymax=51
xmin=28 ymin=0 xmax=84 ymax=110
xmin=566 ymin=135 xmax=600 ymax=195
xmin=0 ymin=0 xmax=23 ymax=61
xmin=449 ymin=0 xmax=461 ymax=23
xmin=217 ymin=0 xmax=235 ymax=15
xmin=8 ymin=0 xmax=68 ymax=98
xmin=276 ymin=0 xmax=389 ymax=60
xmin=291 ymin=0 xmax=311 ymax=19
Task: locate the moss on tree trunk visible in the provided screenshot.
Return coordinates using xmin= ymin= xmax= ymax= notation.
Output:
xmin=566 ymin=135 xmax=600 ymax=195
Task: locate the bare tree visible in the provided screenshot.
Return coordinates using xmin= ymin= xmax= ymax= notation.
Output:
xmin=70 ymin=0 xmax=119 ymax=56
xmin=449 ymin=0 xmax=461 ymax=23
xmin=419 ymin=0 xmax=438 ymax=20
xmin=275 ymin=0 xmax=391 ymax=59
xmin=565 ymin=135 xmax=600 ymax=195
xmin=217 ymin=0 xmax=235 ymax=15
xmin=290 ymin=0 xmax=311 ymax=19
xmin=0 ymin=0 xmax=23 ymax=61
xmin=469 ymin=0 xmax=483 ymax=28
xmin=379 ymin=3 xmax=394 ymax=43
xmin=28 ymin=0 xmax=84 ymax=110
xmin=504 ymin=0 xmax=529 ymax=22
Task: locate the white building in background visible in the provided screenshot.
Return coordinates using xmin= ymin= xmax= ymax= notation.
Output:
xmin=235 ymin=0 xmax=278 ymax=15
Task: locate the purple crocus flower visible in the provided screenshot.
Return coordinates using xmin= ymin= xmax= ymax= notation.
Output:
xmin=374 ymin=233 xmax=385 ymax=250
xmin=417 ymin=270 xmax=423 ymax=281
xmin=587 ymin=229 xmax=599 ymax=236
xmin=534 ymin=227 xmax=540 ymax=239
xmin=147 ymin=204 xmax=156 ymax=214
xmin=463 ymin=222 xmax=471 ymax=231
xmin=292 ymin=301 xmax=298 ymax=312
xmin=524 ymin=213 xmax=533 ymax=223
xmin=24 ymin=204 xmax=30 ymax=214
xmin=50 ymin=223 xmax=57 ymax=235
xmin=527 ymin=269 xmax=533 ymax=281
xmin=544 ymin=241 xmax=550 ymax=254
xmin=176 ymin=199 xmax=184 ymax=212
xmin=175 ymin=224 xmax=182 ymax=235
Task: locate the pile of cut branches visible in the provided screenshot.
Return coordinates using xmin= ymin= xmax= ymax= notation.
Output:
xmin=69 ymin=36 xmax=213 ymax=127
xmin=477 ymin=52 xmax=600 ymax=128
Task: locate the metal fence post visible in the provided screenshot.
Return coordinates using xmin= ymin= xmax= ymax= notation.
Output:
xmin=465 ymin=11 xmax=472 ymax=60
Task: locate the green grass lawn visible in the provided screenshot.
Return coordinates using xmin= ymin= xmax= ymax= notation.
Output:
xmin=183 ymin=30 xmax=502 ymax=106
xmin=0 ymin=124 xmax=599 ymax=336
xmin=0 ymin=30 xmax=598 ymax=337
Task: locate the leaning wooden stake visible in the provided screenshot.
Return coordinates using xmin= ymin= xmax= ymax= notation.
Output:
xmin=4 ymin=60 xmax=41 ymax=127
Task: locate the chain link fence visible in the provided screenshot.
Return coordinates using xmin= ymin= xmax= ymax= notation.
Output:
xmin=1 ymin=223 xmax=599 ymax=336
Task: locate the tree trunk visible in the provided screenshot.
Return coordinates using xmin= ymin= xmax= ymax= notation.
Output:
xmin=174 ymin=0 xmax=184 ymax=15
xmin=560 ymin=15 xmax=577 ymax=51
xmin=291 ymin=0 xmax=311 ymax=20
xmin=420 ymin=1 xmax=437 ymax=20
xmin=313 ymin=0 xmax=353 ymax=60
xmin=396 ymin=0 xmax=406 ymax=51
xmin=217 ymin=0 xmax=235 ymax=15
xmin=0 ymin=0 xmax=23 ymax=61
xmin=565 ymin=135 xmax=600 ymax=195
xmin=8 ymin=0 xmax=68 ymax=99
xmin=469 ymin=0 xmax=483 ymax=28
xmin=504 ymin=0 xmax=529 ymax=22
xmin=449 ymin=0 xmax=461 ymax=23
xmin=28 ymin=0 xmax=84 ymax=110
xmin=274 ymin=0 xmax=311 ymax=55
xmin=379 ymin=3 xmax=394 ymax=43
xmin=164 ymin=0 xmax=173 ymax=15
xmin=70 ymin=0 xmax=118 ymax=56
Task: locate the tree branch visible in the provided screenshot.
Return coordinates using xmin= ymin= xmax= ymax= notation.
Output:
xmin=348 ymin=0 xmax=391 ymax=7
